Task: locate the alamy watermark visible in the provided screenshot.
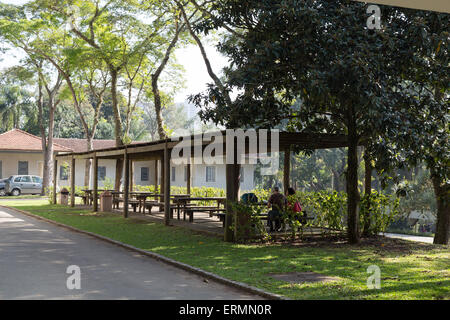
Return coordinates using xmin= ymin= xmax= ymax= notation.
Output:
xmin=66 ymin=265 xmax=81 ymax=290
xmin=171 ymin=129 xmax=280 ymax=176
xmin=367 ymin=265 xmax=381 ymax=289
xmin=367 ymin=5 xmax=382 ymax=30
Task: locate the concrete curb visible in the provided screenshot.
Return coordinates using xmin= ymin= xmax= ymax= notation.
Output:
xmin=0 ymin=205 xmax=287 ymax=300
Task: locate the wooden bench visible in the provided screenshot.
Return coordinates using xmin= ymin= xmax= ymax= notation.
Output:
xmin=213 ymin=212 xmax=227 ymax=227
xmin=144 ymin=202 xmax=182 ymax=218
xmin=75 ymin=194 xmax=90 ymax=205
xmin=114 ymin=198 xmax=140 ymax=212
xmin=184 ymin=207 xmax=227 ymax=223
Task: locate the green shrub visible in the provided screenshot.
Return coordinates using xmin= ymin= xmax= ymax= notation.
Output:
xmin=231 ymin=201 xmax=270 ymax=243
xmin=360 ymin=191 xmax=400 ymax=235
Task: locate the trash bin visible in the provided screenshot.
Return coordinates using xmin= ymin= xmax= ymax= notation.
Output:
xmin=60 ymin=188 xmax=69 ymax=206
xmin=100 ymin=191 xmax=113 ymax=212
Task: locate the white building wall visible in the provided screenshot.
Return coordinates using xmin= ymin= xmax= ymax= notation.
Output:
xmin=56 ymin=159 xmax=255 ymax=191
xmin=57 ymin=159 xmax=117 ymax=189
xmin=0 ymin=151 xmax=43 ymax=178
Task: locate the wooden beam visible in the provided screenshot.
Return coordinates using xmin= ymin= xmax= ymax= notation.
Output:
xmin=52 ymin=159 xmax=58 ymax=205
xmin=164 ymin=142 xmax=171 ymax=226
xmin=93 ymin=153 xmax=98 ymax=212
xmin=283 ymin=146 xmax=291 ymax=195
xmin=70 ymin=156 xmax=75 ymax=207
xmin=124 ymin=149 xmax=129 ymax=218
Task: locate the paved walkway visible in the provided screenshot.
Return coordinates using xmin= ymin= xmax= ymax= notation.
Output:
xmin=0 ymin=207 xmax=261 ymax=300
xmin=382 ymin=232 xmax=434 ymax=244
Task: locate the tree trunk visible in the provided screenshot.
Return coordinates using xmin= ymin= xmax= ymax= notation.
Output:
xmin=40 ymin=95 xmax=56 ymax=196
xmin=362 ymin=151 xmax=373 ymax=237
xmin=431 ymin=172 xmax=449 ymax=244
xmin=346 ymin=120 xmax=360 ymax=244
xmin=110 ymin=67 xmax=125 ymax=191
xmin=151 ymin=76 xmax=167 ymax=140
xmin=225 ymin=162 xmax=240 ymax=242
xmin=84 ymin=136 xmax=94 ymax=187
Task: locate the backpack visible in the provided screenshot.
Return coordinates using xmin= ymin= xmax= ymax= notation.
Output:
xmin=293 ymin=201 xmax=302 ymax=213
xmin=241 ymin=193 xmax=258 ymax=204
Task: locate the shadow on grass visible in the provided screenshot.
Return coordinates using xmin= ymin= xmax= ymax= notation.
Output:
xmin=7 ymin=203 xmax=450 ymax=300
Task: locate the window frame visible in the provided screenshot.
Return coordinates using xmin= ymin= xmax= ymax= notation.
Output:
xmin=171 ymin=166 xmax=176 ymax=182
xmin=60 ymin=165 xmax=69 ymax=181
xmin=18 ymin=161 xmax=28 ymax=175
xmin=98 ymin=166 xmax=106 ymax=181
xmin=140 ymin=167 xmax=149 ymax=182
xmin=205 ymin=166 xmax=216 ymax=183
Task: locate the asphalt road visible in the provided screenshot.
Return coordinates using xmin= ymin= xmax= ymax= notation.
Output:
xmin=0 ymin=207 xmax=261 ymax=300
xmin=383 ymin=232 xmax=434 ymax=244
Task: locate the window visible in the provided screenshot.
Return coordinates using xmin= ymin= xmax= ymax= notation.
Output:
xmin=240 ymin=167 xmax=244 ymax=183
xmin=32 ymin=176 xmax=42 ymax=183
xmin=21 ymin=176 xmax=31 ymax=183
xmin=60 ymin=166 xmax=69 ymax=181
xmin=141 ymin=167 xmax=149 ymax=181
xmin=171 ymin=167 xmax=176 ymax=182
xmin=206 ymin=166 xmax=216 ymax=182
xmin=98 ymin=166 xmax=106 ymax=181
xmin=0 ymin=160 xmax=2 ymax=179
xmin=14 ymin=177 xmax=21 ymax=182
xmin=18 ymin=161 xmax=28 ymax=175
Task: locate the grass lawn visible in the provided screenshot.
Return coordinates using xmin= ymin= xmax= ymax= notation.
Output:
xmin=0 ymin=195 xmax=47 ymax=200
xmin=1 ymin=199 xmax=449 ymax=300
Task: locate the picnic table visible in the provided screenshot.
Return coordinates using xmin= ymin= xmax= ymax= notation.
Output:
xmin=81 ymin=189 xmax=114 ymax=205
xmin=175 ymin=197 xmax=226 ymax=222
xmin=113 ymin=192 xmax=192 ymax=215
xmin=111 ymin=191 xmax=156 ymax=212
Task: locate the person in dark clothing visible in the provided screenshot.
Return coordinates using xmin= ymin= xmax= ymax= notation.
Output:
xmin=267 ymin=186 xmax=287 ymax=232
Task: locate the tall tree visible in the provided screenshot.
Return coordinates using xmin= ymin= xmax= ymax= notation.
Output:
xmin=0 ymin=4 xmax=65 ymax=194
xmin=189 ymin=0 xmax=447 ymax=243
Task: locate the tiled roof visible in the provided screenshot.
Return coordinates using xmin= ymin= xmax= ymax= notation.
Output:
xmin=53 ymin=138 xmax=117 ymax=153
xmin=0 ymin=129 xmax=142 ymax=153
xmin=53 ymin=138 xmax=142 ymax=153
xmin=0 ymin=129 xmax=71 ymax=152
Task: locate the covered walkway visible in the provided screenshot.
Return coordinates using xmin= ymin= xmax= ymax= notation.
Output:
xmin=55 ymin=130 xmax=351 ymax=241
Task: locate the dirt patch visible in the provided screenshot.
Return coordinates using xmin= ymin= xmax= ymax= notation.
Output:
xmin=271 ymin=235 xmax=440 ymax=254
xmin=269 ymin=271 xmax=341 ymax=284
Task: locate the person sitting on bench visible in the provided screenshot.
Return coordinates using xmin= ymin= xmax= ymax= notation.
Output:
xmin=287 ymin=187 xmax=307 ymax=224
xmin=267 ymin=186 xmax=287 ymax=232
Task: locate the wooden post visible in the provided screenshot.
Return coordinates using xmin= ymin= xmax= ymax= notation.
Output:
xmin=130 ymin=160 xmax=134 ymax=192
xmin=124 ymin=149 xmax=129 ymax=218
xmin=154 ymin=160 xmax=158 ymax=192
xmin=70 ymin=156 xmax=75 ymax=207
xmin=161 ymin=156 xmax=165 ymax=200
xmin=164 ymin=142 xmax=171 ymax=226
xmin=283 ymin=146 xmax=291 ymax=195
xmin=52 ymin=158 xmax=58 ymax=205
xmin=93 ymin=154 xmax=98 ymax=212
xmin=186 ymin=162 xmax=191 ymax=194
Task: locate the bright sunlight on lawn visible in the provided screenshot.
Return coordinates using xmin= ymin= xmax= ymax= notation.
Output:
xmin=2 ymin=200 xmax=449 ymax=300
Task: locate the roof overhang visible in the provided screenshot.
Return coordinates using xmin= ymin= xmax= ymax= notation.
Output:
xmin=352 ymin=0 xmax=450 ymax=13
xmin=55 ymin=131 xmax=354 ymax=161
